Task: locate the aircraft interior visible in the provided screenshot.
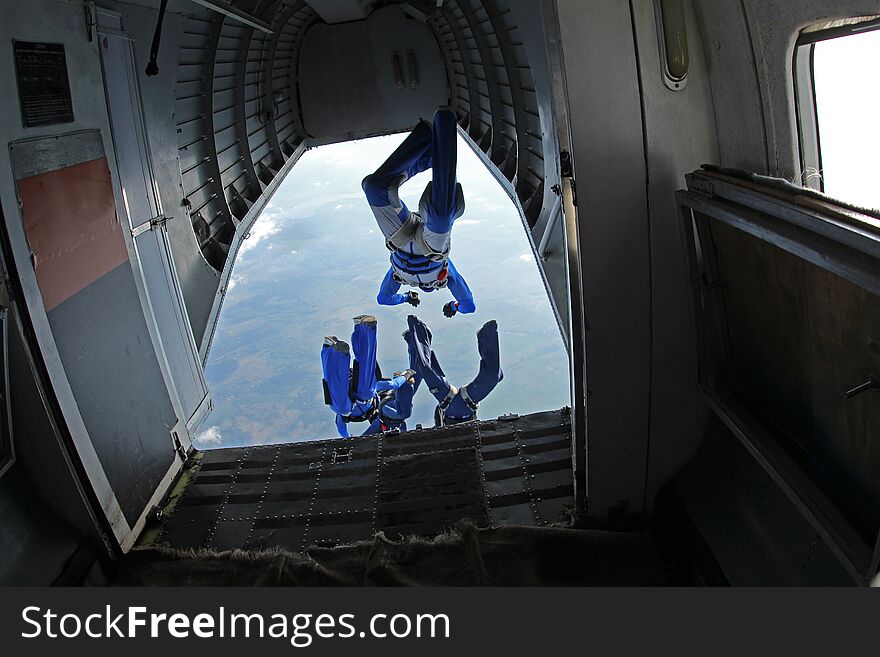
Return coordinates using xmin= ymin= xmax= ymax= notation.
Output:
xmin=0 ymin=0 xmax=879 ymax=585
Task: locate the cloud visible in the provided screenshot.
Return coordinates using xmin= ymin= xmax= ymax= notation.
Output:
xmin=239 ymin=215 xmax=281 ymax=256
xmin=457 ymin=219 xmax=481 ymax=226
xmin=518 ymin=252 xmax=534 ymax=263
xmin=193 ymin=425 xmax=223 ymax=449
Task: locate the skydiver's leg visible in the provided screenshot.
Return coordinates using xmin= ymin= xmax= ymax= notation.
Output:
xmin=389 ymin=381 xmax=416 ymax=421
xmin=421 ymin=108 xmax=465 ymax=252
xmin=335 ymin=414 xmax=351 ymax=439
xmin=404 ymin=315 xmax=451 ymax=403
xmin=463 ymin=320 xmax=503 ymax=403
xmin=350 ymin=316 xmax=379 ymax=403
xmin=321 ymin=337 xmax=353 ymax=416
xmin=362 ymin=417 xmax=383 ymax=436
xmin=406 ymin=331 xmax=424 ymax=396
xmin=362 ymin=120 xmax=433 ymax=239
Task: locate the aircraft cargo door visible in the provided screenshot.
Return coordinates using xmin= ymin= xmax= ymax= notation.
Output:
xmin=97 ymin=11 xmax=211 ymax=438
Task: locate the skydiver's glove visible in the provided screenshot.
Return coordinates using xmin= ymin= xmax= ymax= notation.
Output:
xmin=405 ymin=291 xmax=421 ymax=307
xmin=443 ymin=301 xmax=458 ymax=318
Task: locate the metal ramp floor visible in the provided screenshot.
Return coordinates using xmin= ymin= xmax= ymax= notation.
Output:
xmin=143 ymin=408 xmax=574 ymax=552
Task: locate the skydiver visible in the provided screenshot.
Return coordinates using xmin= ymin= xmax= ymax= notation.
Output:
xmin=362 ymin=107 xmax=475 ymax=319
xmin=320 ymin=315 xmax=417 ymax=437
xmin=402 ymin=314 xmax=503 ymax=426
xmin=366 ymin=368 xmax=420 ymax=434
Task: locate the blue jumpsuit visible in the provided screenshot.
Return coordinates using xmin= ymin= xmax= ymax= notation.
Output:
xmin=362 ymin=372 xmax=419 ymax=435
xmin=321 ymin=322 xmax=417 ymax=437
xmin=321 ymin=322 xmax=379 ymax=438
xmin=403 ymin=314 xmax=503 ymax=423
xmin=362 ymin=109 xmax=476 ymax=314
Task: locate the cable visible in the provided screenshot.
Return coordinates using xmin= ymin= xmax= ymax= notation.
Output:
xmin=145 ymin=0 xmax=170 ymax=77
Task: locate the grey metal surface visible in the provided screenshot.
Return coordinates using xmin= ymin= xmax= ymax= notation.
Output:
xmin=299 ymin=6 xmax=447 ymax=138
xmin=99 ymin=19 xmax=210 ymax=433
xmin=0 ymin=0 xmax=169 ymax=546
xmin=0 ymin=203 xmax=116 ymax=564
xmin=49 ymin=263 xmax=178 ymax=525
xmin=133 ymin=229 xmax=209 ymax=421
xmin=9 ymin=130 xmax=105 ymax=181
xmin=694 ymin=0 xmax=880 ymax=181
xmin=554 ymin=0 xmax=651 ymax=525
xmin=153 ymin=408 xmax=574 ymax=551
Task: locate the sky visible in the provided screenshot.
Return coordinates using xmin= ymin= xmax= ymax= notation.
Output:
xmin=193 ymin=131 xmax=570 ymax=449
xmin=813 ymin=28 xmax=880 ymax=211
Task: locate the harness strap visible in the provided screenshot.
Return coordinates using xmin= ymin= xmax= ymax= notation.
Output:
xmin=459 ymin=385 xmax=479 ymax=412
xmin=437 ymin=385 xmax=458 ymax=411
xmin=375 ymin=392 xmax=406 ymax=432
xmin=341 ymin=397 xmax=378 ymax=423
xmin=386 ymin=212 xmax=448 ymax=262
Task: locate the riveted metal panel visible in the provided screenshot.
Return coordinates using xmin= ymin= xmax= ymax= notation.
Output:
xmin=151 ymin=409 xmax=573 ymax=551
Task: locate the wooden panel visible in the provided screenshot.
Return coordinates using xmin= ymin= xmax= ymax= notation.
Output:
xmin=711 ymin=220 xmax=880 ymax=539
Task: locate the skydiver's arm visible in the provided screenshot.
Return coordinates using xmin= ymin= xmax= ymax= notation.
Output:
xmin=376 ymin=268 xmax=410 ymax=306
xmin=394 ymin=381 xmax=416 ymax=417
xmin=446 ymin=260 xmax=476 ymax=314
xmin=375 ymin=374 xmax=408 ymax=393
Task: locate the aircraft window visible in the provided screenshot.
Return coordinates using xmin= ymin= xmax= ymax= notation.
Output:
xmin=795 ymin=19 xmax=880 ymax=211
xmin=193 ymin=133 xmax=570 ymax=449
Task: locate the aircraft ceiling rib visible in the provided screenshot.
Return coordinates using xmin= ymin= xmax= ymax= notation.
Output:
xmin=176 ymin=9 xmax=233 ymax=269
xmin=176 ymin=0 xmax=546 ymax=269
xmin=259 ymin=0 xmax=303 ymax=168
xmin=450 ymin=1 xmax=504 ymax=160
xmin=274 ymin=5 xmax=319 ymax=152
xmin=433 ymin=5 xmax=478 ymax=134
xmin=230 ymin=15 xmax=264 ymax=210
xmin=427 ymin=0 xmax=544 ymax=227
xmin=177 ymin=0 xmax=318 ymax=271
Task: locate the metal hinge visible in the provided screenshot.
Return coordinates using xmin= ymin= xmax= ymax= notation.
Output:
xmin=150 ymin=215 xmax=169 ymax=230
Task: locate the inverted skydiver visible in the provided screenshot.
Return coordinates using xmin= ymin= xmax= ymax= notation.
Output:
xmin=403 ymin=314 xmax=503 ymax=426
xmin=362 ymin=108 xmax=475 ymax=318
xmin=321 ymin=315 xmax=417 ymax=437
